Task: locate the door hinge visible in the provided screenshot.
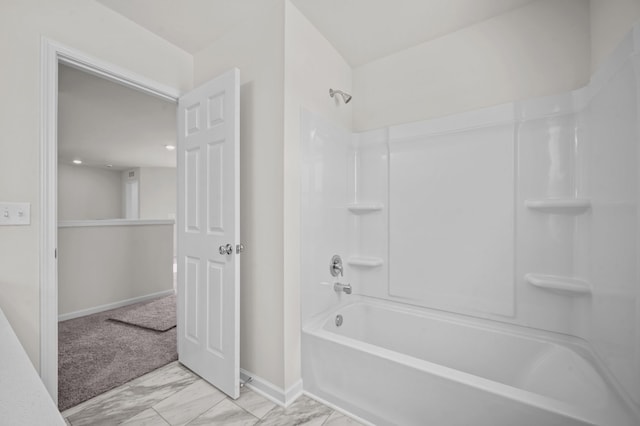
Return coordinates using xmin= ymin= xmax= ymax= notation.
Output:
xmin=236 ymin=243 xmax=244 ymax=254
xmin=54 ymin=248 xmax=57 ymax=259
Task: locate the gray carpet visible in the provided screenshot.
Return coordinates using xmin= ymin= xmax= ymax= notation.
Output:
xmin=58 ymin=295 xmax=177 ymax=411
xmin=108 ymin=294 xmax=176 ymax=331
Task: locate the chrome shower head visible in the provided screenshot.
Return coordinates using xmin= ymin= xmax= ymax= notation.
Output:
xmin=329 ymin=88 xmax=352 ymax=104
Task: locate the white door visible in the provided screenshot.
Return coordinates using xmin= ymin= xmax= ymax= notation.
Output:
xmin=177 ymin=68 xmax=240 ymax=399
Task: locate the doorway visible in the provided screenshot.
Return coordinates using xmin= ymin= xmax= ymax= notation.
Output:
xmin=39 ymin=39 xmax=181 ymax=404
xmin=56 ymin=62 xmax=178 ymax=410
xmin=40 ymin=39 xmax=241 ymax=406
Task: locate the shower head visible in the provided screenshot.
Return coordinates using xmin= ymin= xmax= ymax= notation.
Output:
xmin=329 ymin=88 xmax=352 ymax=104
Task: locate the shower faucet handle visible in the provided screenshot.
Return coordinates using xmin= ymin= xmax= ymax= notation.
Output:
xmin=334 ymin=282 xmax=352 ymax=295
xmin=330 ymin=255 xmax=343 ymax=277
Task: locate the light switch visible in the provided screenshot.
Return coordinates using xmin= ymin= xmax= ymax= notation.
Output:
xmin=0 ymin=202 xmax=31 ymax=226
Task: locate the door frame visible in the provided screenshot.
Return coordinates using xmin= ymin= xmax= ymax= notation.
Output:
xmin=39 ymin=38 xmax=181 ymax=402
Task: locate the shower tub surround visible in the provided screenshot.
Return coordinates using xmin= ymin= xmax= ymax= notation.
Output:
xmin=300 ymin=26 xmax=640 ymax=425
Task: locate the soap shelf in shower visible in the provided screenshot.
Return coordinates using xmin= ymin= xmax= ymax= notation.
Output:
xmin=347 ymin=203 xmax=384 ymax=214
xmin=347 ymin=256 xmax=384 ymax=267
xmin=525 ymin=198 xmax=591 ymax=214
xmin=525 ymin=273 xmax=591 ymax=296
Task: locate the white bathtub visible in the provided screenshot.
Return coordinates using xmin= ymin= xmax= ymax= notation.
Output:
xmin=302 ymin=298 xmax=639 ymax=426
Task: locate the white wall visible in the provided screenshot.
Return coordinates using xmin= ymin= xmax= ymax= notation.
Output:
xmin=283 ymin=0 xmax=353 ymax=388
xmin=194 ymin=0 xmax=286 ymax=389
xmin=58 ymin=164 xmax=122 ymax=220
xmin=352 ymin=0 xmax=591 ymax=131
xmin=0 ymin=0 xmax=192 ymax=369
xmin=138 ymin=167 xmax=176 ymax=220
xmin=590 ymin=0 xmax=640 ymax=71
xmin=58 ymin=224 xmax=173 ymax=316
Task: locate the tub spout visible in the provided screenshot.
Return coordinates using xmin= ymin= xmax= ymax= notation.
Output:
xmin=334 ymin=282 xmax=352 ymax=295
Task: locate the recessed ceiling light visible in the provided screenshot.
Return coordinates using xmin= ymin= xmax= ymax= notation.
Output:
xmin=72 ymin=159 xmax=82 ymax=165
xmin=106 ymin=164 xmax=113 ymax=168
xmin=165 ymin=145 xmax=176 ymax=151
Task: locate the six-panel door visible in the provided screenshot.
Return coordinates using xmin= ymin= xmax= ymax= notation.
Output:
xmin=177 ymin=68 xmax=240 ymax=399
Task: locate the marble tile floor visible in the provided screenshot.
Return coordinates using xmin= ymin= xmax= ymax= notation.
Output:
xmin=61 ymin=361 xmax=363 ymax=426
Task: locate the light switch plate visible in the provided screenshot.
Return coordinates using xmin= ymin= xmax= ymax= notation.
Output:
xmin=0 ymin=202 xmax=31 ymax=226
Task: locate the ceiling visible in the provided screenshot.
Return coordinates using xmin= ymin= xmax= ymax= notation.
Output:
xmin=291 ymin=0 xmax=537 ymax=66
xmin=96 ymin=0 xmax=538 ymax=66
xmin=96 ymin=0 xmax=265 ymax=54
xmin=63 ymin=1 xmax=539 ymax=167
xmin=58 ymin=64 xmax=176 ymax=170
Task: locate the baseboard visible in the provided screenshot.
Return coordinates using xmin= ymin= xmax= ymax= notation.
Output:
xmin=284 ymin=379 xmax=304 ymax=406
xmin=239 ymin=369 xmax=303 ymax=408
xmin=303 ymin=390 xmax=375 ymax=426
xmin=58 ymin=289 xmax=175 ymax=322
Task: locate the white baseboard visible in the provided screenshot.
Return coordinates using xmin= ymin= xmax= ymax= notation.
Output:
xmin=303 ymin=390 xmax=375 ymax=426
xmin=58 ymin=289 xmax=175 ymax=322
xmin=240 ymin=369 xmax=303 ymax=407
xmin=284 ymin=379 xmax=304 ymax=406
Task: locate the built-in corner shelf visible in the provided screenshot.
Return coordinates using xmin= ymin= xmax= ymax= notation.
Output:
xmin=525 ymin=198 xmax=591 ymax=214
xmin=347 ymin=203 xmax=384 ymax=214
xmin=347 ymin=256 xmax=384 ymax=267
xmin=525 ymin=273 xmax=591 ymax=296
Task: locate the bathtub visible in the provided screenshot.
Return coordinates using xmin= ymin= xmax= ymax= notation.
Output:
xmin=302 ymin=297 xmax=639 ymax=426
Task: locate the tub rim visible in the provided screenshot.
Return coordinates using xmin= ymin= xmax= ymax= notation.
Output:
xmin=302 ymin=295 xmax=639 ymax=425
xmin=306 ymin=296 xmax=593 ymax=352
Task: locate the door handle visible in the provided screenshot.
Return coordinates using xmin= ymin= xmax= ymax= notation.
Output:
xmin=219 ymin=244 xmax=233 ymax=255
